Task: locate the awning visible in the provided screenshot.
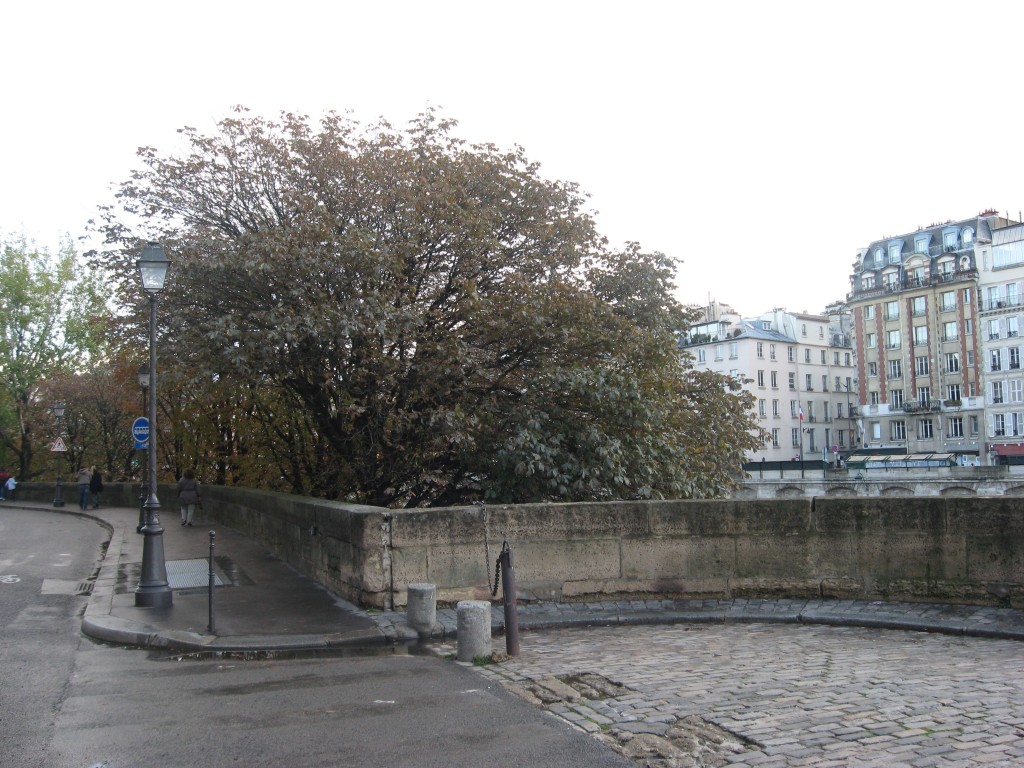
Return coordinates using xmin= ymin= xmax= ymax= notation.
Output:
xmin=992 ymin=444 xmax=1024 ymax=457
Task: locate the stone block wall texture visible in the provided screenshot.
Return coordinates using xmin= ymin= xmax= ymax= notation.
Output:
xmin=18 ymin=484 xmax=1024 ymax=609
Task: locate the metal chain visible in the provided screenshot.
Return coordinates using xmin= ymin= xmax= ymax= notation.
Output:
xmin=478 ymin=503 xmax=493 ymax=594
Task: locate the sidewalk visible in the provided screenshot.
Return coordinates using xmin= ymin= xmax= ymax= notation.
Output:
xmin=14 ymin=501 xmax=1024 ymax=651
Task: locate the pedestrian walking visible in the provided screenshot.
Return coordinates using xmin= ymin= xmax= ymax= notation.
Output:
xmin=0 ymin=467 xmax=8 ymax=501
xmin=89 ymin=468 xmax=104 ymax=509
xmin=177 ymin=468 xmax=200 ymax=527
xmin=4 ymin=475 xmax=16 ymax=501
xmin=76 ymin=467 xmax=91 ymax=510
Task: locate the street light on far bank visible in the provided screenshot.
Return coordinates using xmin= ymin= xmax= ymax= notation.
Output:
xmin=135 ymin=242 xmax=173 ymax=608
xmin=53 ymin=401 xmax=66 ymax=508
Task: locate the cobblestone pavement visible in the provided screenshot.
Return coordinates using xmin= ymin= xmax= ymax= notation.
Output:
xmin=446 ymin=622 xmax=1024 ymax=767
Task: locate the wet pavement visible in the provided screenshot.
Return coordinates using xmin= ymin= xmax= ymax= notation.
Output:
xmin=11 ymin=500 xmax=1024 ymax=766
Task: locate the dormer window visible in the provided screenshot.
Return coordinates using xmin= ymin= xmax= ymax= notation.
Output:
xmin=962 ymin=227 xmax=975 ymax=244
xmin=943 ymin=231 xmax=957 ymax=251
xmin=889 ymin=243 xmax=902 ymax=263
xmin=914 ymin=236 xmax=929 ymax=254
xmin=761 ymin=321 xmax=771 ymax=330
xmin=873 ymin=247 xmax=884 ymax=266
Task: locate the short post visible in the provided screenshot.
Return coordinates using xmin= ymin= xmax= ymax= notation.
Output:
xmin=207 ymin=531 xmax=216 ymax=634
xmin=456 ymin=600 xmax=491 ymax=662
xmin=407 ymin=583 xmax=437 ymax=637
xmin=499 ymin=544 xmax=520 ymax=656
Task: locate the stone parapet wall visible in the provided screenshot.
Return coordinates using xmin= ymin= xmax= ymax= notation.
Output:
xmin=18 ymin=484 xmax=1024 ymax=610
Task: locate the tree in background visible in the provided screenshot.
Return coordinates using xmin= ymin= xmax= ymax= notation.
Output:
xmin=92 ymin=109 xmax=761 ymax=505
xmin=0 ymin=235 xmax=108 ymax=480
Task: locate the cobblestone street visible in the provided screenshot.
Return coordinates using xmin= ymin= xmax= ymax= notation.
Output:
xmin=459 ymin=623 xmax=1024 ymax=767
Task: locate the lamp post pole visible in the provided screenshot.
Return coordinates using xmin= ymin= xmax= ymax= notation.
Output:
xmin=135 ymin=242 xmax=173 ymax=608
xmin=137 ymin=364 xmax=149 ymax=534
xmin=53 ymin=402 xmax=65 ymax=507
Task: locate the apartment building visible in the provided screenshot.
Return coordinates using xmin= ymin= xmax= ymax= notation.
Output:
xmin=682 ymin=303 xmax=855 ymax=462
xmin=847 ymin=211 xmax=1016 ymax=461
xmin=978 ymin=221 xmax=1024 ymax=462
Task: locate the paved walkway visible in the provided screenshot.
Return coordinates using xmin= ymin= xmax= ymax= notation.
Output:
xmin=12 ymin=500 xmax=1024 ymax=766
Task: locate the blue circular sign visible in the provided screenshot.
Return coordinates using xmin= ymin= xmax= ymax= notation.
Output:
xmin=132 ymin=417 xmax=150 ymax=448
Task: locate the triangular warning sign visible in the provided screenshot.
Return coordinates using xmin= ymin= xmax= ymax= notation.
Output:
xmin=51 ymin=437 xmax=68 ymax=452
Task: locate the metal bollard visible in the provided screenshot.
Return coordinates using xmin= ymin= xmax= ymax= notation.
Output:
xmin=207 ymin=531 xmax=216 ymax=634
xmin=499 ymin=544 xmax=520 ymax=656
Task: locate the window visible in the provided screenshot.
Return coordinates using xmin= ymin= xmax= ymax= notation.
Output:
xmin=758 ymin=399 xmax=767 ymax=417
xmin=890 ymin=389 xmax=904 ymax=408
xmin=1009 ymin=317 xmax=1020 ymax=338
xmin=822 ymin=375 xmax=828 ymax=391
xmin=1010 ymin=379 xmax=1023 ymax=403
xmin=820 ymin=350 xmax=827 ymax=364
xmin=791 ymin=428 xmax=800 ymax=448
xmin=805 ymin=374 xmax=813 ymax=390
xmin=772 ymin=399 xmax=780 ymax=417
xmin=970 ymin=415 xmax=979 ymax=435
xmin=866 ymin=333 xmax=877 ymax=349
xmin=966 ymin=318 xmax=973 ymax=335
xmin=967 ymin=350 xmax=975 ymax=368
xmin=918 ymin=387 xmax=930 ymax=407
xmin=943 ymin=322 xmax=958 ymax=342
xmin=988 ymin=286 xmax=1001 ymax=309
xmin=940 ymin=291 xmax=956 ymax=311
xmin=756 ymin=342 xmax=764 ymax=358
xmin=991 ymin=349 xmax=1002 ymax=372
xmin=761 ymin=321 xmax=771 ymax=331
xmin=913 ymin=326 xmax=928 ymax=346
xmin=757 ymin=370 xmax=765 ymax=387
xmin=916 ymin=356 xmax=929 ymax=376
xmin=989 ymin=319 xmax=1001 ymax=341
xmin=835 ymin=376 xmax=841 ymax=390
xmin=715 ymin=344 xmax=724 ymax=361
xmin=944 ymin=231 xmax=957 ymax=250
xmin=889 ymin=243 xmax=902 ymax=263
xmin=888 ymin=359 xmax=902 ymax=379
xmin=845 ymin=353 xmax=851 ymax=366
xmin=947 ymin=384 xmax=962 ymax=402
xmin=871 ymin=421 xmax=881 ymax=440
xmin=729 ymin=342 xmax=738 ymax=358
xmin=885 ymin=301 xmax=899 ymax=320
xmin=788 ymin=373 xmax=796 ymax=390
xmin=697 ymin=348 xmax=706 ymax=363
xmin=866 ymin=306 xmax=876 ymax=320
xmin=948 ymin=416 xmax=964 ymax=438
xmin=886 ymin=330 xmax=901 ymax=349
xmin=991 ymin=381 xmax=1004 ymax=404
xmin=915 ymin=237 xmax=928 ymax=254
xmin=771 ymin=428 xmax=780 ymax=448
xmin=890 ymin=420 xmax=906 ymax=441
xmin=919 ymin=419 xmax=933 ymax=439
xmin=912 ymin=296 xmax=926 ymax=316
xmin=833 ymin=351 xmax=840 ymax=366
xmin=770 ymin=371 xmax=778 ymax=388
xmin=964 ymin=287 xmax=972 ymax=306
xmin=804 ymin=349 xmax=811 ymax=363
xmin=836 ymin=402 xmax=844 ymax=419
xmin=962 ymin=227 xmax=974 ymax=244
xmin=862 ymin=274 xmax=876 ymax=290
xmin=868 ymin=361 xmax=878 ymax=377
xmin=870 ymin=391 xmax=880 ymax=405
xmin=791 ymin=400 xmax=799 ymax=417
xmin=807 ymin=429 xmax=816 ymax=452
xmin=993 ymin=413 xmax=1006 ymax=437
xmin=788 ymin=346 xmax=795 ymax=362
xmin=770 ymin=344 xmax=776 ymax=360
xmin=945 ymin=352 xmax=960 ymax=373
xmin=838 ymin=430 xmax=846 ymax=448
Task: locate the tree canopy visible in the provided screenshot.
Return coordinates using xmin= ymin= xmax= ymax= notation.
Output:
xmin=91 ymin=108 xmax=761 ymax=506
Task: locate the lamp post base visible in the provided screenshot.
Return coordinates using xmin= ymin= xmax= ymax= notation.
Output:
xmin=135 ymin=508 xmax=173 ymax=608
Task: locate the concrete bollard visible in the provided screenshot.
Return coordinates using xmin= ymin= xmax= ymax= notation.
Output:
xmin=456 ymin=600 xmax=492 ymax=662
xmin=406 ymin=583 xmax=437 ymax=636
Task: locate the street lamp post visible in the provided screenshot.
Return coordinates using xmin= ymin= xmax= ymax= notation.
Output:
xmin=137 ymin=363 xmax=149 ymax=534
xmin=53 ymin=402 xmax=66 ymax=507
xmin=135 ymin=242 xmax=173 ymax=608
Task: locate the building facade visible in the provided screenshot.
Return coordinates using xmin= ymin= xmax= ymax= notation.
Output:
xmin=978 ymin=221 xmax=1024 ymax=462
xmin=847 ymin=212 xmax=1016 ymax=462
xmin=682 ymin=303 xmax=855 ymax=462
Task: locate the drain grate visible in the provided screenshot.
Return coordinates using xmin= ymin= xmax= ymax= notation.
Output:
xmin=166 ymin=559 xmax=224 ymax=589
xmin=40 ymin=579 xmax=95 ymax=596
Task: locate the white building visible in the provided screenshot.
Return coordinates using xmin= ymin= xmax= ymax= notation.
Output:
xmin=682 ymin=303 xmax=855 ymax=463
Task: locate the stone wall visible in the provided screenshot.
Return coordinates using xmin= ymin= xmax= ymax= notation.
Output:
xmin=18 ymin=483 xmax=1024 ymax=609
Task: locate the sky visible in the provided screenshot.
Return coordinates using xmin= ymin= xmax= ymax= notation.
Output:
xmin=4 ymin=1 xmax=1024 ymax=316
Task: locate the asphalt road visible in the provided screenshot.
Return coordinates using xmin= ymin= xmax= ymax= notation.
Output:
xmin=0 ymin=506 xmax=109 ymax=768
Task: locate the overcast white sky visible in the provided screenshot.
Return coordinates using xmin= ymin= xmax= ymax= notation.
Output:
xmin=4 ymin=1 xmax=1023 ymax=315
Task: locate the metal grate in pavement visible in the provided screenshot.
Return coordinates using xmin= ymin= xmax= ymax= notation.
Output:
xmin=166 ymin=559 xmax=224 ymax=589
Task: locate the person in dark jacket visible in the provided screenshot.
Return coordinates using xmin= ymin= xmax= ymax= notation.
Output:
xmin=177 ymin=468 xmax=200 ymax=527
xmin=89 ymin=468 xmax=104 ymax=509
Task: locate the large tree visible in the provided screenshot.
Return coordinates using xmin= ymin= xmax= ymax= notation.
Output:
xmin=0 ymin=236 xmax=108 ymax=480
xmin=92 ymin=109 xmax=760 ymax=505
